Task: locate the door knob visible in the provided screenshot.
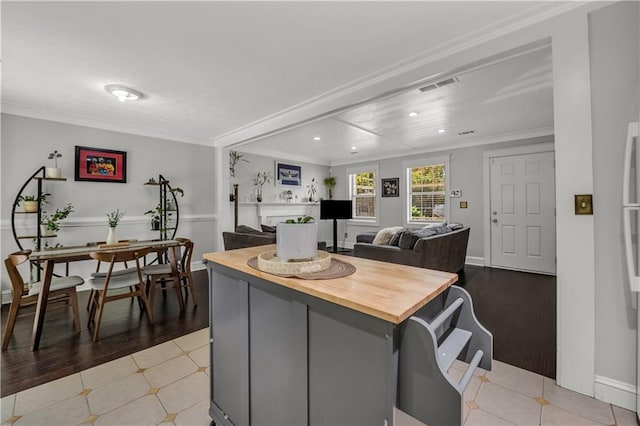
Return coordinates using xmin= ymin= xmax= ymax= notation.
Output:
xmin=492 ymin=218 xmax=498 ymax=223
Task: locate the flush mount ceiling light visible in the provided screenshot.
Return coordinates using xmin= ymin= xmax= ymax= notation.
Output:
xmin=313 ymin=136 xmax=321 ymax=141
xmin=104 ymin=84 xmax=143 ymax=102
xmin=408 ymin=111 xmax=419 ymax=117
xmin=438 ymin=129 xmax=447 ymax=134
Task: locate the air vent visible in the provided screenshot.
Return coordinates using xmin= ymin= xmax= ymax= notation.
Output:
xmin=419 ymin=77 xmax=460 ymax=92
xmin=458 ymin=130 xmax=476 ymax=136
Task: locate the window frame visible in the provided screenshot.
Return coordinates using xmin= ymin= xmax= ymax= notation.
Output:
xmin=346 ymin=164 xmax=379 ymax=226
xmin=403 ymin=155 xmax=451 ymax=226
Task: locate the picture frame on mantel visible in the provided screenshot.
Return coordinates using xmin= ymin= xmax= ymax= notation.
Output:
xmin=74 ymin=146 xmax=127 ymax=183
xmin=275 ymin=161 xmax=301 ymax=187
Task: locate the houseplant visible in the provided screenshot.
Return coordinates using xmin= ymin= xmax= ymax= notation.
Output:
xmin=229 ymin=150 xmax=249 ymax=178
xmin=323 ymin=176 xmax=336 ymax=200
xmin=253 ymin=171 xmax=272 ymax=202
xmin=41 ymin=203 xmax=74 ymax=236
xmin=277 ymin=216 xmax=317 ymax=261
xmin=166 ymin=187 xmax=184 ymax=210
xmin=16 ymin=193 xmax=50 ymax=213
xmin=145 ymin=204 xmax=162 ymax=230
xmin=46 ymin=150 xmax=62 ymax=178
xmin=307 ymin=177 xmax=317 ymax=202
xmin=106 ymin=209 xmax=125 ymax=245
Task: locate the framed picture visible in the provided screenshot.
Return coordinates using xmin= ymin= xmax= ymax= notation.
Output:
xmin=74 ymin=146 xmax=127 ymax=183
xmin=275 ymin=161 xmax=302 ymax=186
xmin=382 ymin=177 xmax=399 ymax=197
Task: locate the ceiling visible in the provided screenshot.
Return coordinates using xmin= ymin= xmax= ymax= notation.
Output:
xmin=2 ymin=2 xmax=562 ymax=165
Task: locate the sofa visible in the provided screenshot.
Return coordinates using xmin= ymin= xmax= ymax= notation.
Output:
xmin=223 ymin=225 xmax=327 ymax=251
xmin=353 ymin=225 xmax=470 ymax=273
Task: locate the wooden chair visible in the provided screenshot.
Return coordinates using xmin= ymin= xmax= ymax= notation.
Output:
xmin=86 ymin=247 xmax=154 ymax=342
xmin=2 ymin=250 xmax=83 ymax=351
xmin=143 ymin=237 xmax=197 ymax=310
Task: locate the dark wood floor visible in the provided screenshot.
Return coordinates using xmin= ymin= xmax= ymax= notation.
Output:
xmin=0 ymin=270 xmax=209 ymax=398
xmin=1 ymin=264 xmax=556 ymax=397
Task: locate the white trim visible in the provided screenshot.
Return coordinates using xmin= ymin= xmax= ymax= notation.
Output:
xmin=465 ymin=256 xmax=485 ymax=267
xmin=402 ymin=155 xmax=451 ymax=227
xmin=2 ymin=214 xmax=217 ymax=231
xmin=346 ymin=164 xmax=380 ymax=226
xmin=482 ymin=143 xmax=554 ymax=268
xmin=593 ymin=375 xmax=636 ymax=412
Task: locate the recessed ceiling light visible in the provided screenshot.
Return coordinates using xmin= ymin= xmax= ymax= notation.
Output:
xmin=104 ymin=84 xmax=143 ymax=102
xmin=313 ymin=136 xmax=321 ymax=141
xmin=438 ymin=129 xmax=446 ymax=133
xmin=408 ymin=111 xmax=419 ymax=117
xmin=351 ymin=146 xmax=357 ymax=150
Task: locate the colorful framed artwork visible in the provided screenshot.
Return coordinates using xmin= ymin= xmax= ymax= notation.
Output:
xmin=74 ymin=146 xmax=127 ymax=183
xmin=275 ymin=162 xmax=302 ymax=186
xmin=381 ymin=177 xmax=399 ymax=197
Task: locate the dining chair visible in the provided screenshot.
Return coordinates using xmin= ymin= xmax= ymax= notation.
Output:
xmin=143 ymin=237 xmax=197 ymax=310
xmin=2 ymin=250 xmax=83 ymax=351
xmin=86 ymin=246 xmax=154 ymax=342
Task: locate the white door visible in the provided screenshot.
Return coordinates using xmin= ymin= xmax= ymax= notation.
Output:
xmin=490 ymin=151 xmax=556 ymax=274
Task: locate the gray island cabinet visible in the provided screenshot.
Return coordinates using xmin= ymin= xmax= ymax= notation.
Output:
xmin=204 ymin=245 xmax=491 ymax=426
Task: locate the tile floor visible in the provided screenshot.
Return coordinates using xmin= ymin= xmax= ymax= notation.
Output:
xmin=1 ymin=328 xmax=637 ymax=426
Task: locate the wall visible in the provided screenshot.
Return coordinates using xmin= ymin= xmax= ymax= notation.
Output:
xmin=1 ymin=114 xmax=217 ymax=295
xmin=330 ymin=135 xmax=553 ymax=260
xmin=590 ymin=1 xmax=640 ymax=407
xmin=225 ymin=151 xmax=332 ymax=243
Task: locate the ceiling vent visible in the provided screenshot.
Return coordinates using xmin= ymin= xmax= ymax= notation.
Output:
xmin=457 ymin=130 xmax=476 ymax=136
xmin=419 ymin=77 xmax=460 ymax=92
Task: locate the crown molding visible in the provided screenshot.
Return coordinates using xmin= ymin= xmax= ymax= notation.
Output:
xmin=1 ymin=103 xmax=212 ymax=147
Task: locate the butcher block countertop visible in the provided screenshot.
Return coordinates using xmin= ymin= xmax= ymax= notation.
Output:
xmin=203 ymin=245 xmax=458 ymax=324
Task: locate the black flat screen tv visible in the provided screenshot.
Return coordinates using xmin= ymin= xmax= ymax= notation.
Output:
xmin=320 ymin=200 xmax=353 ymax=220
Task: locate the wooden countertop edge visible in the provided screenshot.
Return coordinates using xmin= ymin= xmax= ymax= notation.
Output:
xmin=203 ymin=249 xmax=458 ymax=324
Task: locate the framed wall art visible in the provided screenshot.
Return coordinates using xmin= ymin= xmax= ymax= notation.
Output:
xmin=381 ymin=177 xmax=399 ymax=197
xmin=275 ymin=161 xmax=302 ymax=186
xmin=75 ymin=146 xmax=127 ymax=183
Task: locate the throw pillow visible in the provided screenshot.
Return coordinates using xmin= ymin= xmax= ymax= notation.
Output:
xmin=423 ymin=222 xmax=447 ymax=229
xmin=372 ymin=226 xmax=403 ymax=245
xmin=389 ymin=229 xmax=404 ymax=246
xmin=398 ymin=226 xmax=451 ymax=249
xmin=236 ymin=225 xmax=263 ymax=235
xmin=261 ymin=224 xmax=277 ymax=233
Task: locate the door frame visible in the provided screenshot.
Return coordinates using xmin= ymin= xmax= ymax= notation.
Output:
xmin=483 ymin=142 xmax=555 ymax=269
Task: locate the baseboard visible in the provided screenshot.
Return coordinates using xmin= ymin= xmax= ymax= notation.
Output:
xmin=465 ymin=256 xmax=485 ymax=267
xmin=594 ymin=375 xmax=636 ymax=411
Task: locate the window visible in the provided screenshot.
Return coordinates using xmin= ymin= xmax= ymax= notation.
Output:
xmin=347 ymin=166 xmax=377 ymax=222
xmin=404 ymin=156 xmax=450 ymax=224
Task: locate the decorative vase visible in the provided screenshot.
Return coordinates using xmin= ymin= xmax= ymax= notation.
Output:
xmin=23 ymin=201 xmax=38 ymax=213
xmin=276 ymin=221 xmax=318 ymax=261
xmin=40 ymin=225 xmax=55 ymax=237
xmin=328 ymin=188 xmax=334 ymax=200
xmin=45 ymin=167 xmax=62 ymax=179
xmin=106 ymin=227 xmax=118 ymax=245
xmin=151 ymin=219 xmax=160 ymax=231
xmin=257 ymin=189 xmax=263 ymax=203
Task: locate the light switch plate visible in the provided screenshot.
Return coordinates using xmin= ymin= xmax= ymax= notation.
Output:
xmin=574 ymin=194 xmax=593 ymax=215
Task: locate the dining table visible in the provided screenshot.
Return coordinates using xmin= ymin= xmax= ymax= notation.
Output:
xmin=28 ymin=239 xmax=182 ymax=351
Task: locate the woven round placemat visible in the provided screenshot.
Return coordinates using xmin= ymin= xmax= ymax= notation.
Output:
xmin=247 ymin=256 xmax=356 ymax=280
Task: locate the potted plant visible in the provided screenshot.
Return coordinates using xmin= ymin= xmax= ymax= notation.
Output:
xmin=167 ymin=187 xmax=184 ymax=211
xmin=277 ymin=216 xmax=317 ymax=261
xmin=323 ymin=176 xmax=336 ymax=200
xmin=41 ymin=203 xmax=74 ymax=236
xmin=145 ymin=204 xmax=162 ymax=230
xmin=253 ymin=171 xmax=273 ymax=202
xmin=229 ymin=150 xmax=249 ymax=178
xmin=106 ymin=209 xmax=125 ymax=245
xmin=306 ymin=177 xmax=318 ymax=202
xmin=46 ymin=150 xmax=62 ymax=178
xmin=16 ymin=193 xmax=50 ymax=213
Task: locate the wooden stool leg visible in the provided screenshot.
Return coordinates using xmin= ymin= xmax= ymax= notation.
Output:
xmin=186 ymin=274 xmax=198 ymax=307
xmin=2 ymin=297 xmax=21 ymax=351
xmin=68 ymin=289 xmax=81 ymax=332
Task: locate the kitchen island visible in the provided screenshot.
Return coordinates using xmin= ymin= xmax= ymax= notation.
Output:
xmin=204 ymin=245 xmax=491 ymax=426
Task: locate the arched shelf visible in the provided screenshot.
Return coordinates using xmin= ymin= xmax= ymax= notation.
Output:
xmin=143 ymin=174 xmax=181 ymax=241
xmin=11 ymin=166 xmax=66 ymax=252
